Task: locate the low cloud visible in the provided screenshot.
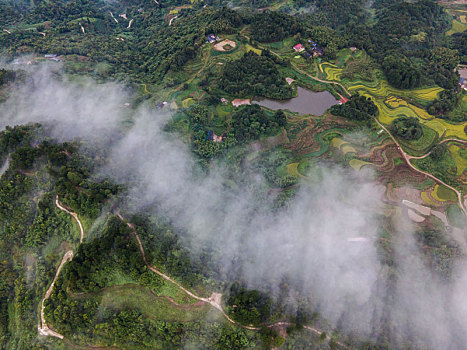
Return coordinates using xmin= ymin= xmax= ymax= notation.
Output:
xmin=1 ymin=67 xmax=467 ymax=348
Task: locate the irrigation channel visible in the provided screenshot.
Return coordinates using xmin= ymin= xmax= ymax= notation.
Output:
xmin=38 ymin=197 xmax=347 ymax=348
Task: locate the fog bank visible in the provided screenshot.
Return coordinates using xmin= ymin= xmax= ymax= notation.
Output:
xmin=1 ymin=68 xmax=467 ymax=349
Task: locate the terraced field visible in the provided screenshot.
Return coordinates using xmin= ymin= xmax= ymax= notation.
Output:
xmin=280 ymin=48 xmax=467 ymax=216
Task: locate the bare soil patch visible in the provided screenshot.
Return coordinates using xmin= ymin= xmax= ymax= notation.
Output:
xmin=214 ymin=39 xmax=236 ymax=52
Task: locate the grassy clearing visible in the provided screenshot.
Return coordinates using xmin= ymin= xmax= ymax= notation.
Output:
xmin=245 ymin=44 xmax=261 ymax=55
xmin=286 ymin=162 xmax=301 ymax=177
xmin=413 ymin=150 xmax=458 ymax=189
xmin=99 ymin=284 xmax=212 ymax=322
xmin=447 ymin=19 xmax=467 ymax=35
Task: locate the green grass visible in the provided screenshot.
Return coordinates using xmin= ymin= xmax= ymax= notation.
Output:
xmin=413 ymin=151 xmax=458 ymax=188
xmin=436 ymin=184 xmax=458 ymax=202
xmin=397 ymin=124 xmax=438 ymax=157
xmin=447 ymin=19 xmax=467 ymax=35
xmin=99 ymin=284 xmax=211 ymax=322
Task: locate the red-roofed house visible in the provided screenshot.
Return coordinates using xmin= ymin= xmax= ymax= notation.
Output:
xmin=293 ymin=44 xmax=305 ymax=52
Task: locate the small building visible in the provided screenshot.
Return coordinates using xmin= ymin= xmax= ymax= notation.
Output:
xmin=220 ymin=97 xmax=228 ymax=104
xmin=44 ymin=54 xmax=57 ymax=58
xmin=232 ymin=98 xmax=251 ymax=107
xmin=206 ymin=34 xmax=219 ymax=43
xmin=350 ymin=46 xmax=358 ymax=52
xmin=293 ymin=44 xmax=305 ymax=52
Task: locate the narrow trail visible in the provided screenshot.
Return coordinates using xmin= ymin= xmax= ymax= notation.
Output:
xmin=38 ymin=196 xmax=84 ymax=339
xmin=116 ymin=214 xmax=252 ymax=328
xmin=374 ymin=118 xmax=467 ymax=216
xmin=38 ymin=250 xmax=73 ymax=339
xmin=169 ymin=16 xmax=178 ymax=26
xmin=109 ymin=11 xmax=118 ymax=23
xmin=117 ymin=214 xmax=347 ymax=347
xmin=127 ymin=19 xmax=133 ymax=29
xmin=37 ymin=197 xmax=347 ymax=346
xmin=55 ymin=197 xmax=84 ymax=243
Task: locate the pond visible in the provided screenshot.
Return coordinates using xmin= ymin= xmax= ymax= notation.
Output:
xmin=253 ymin=86 xmax=339 ymax=116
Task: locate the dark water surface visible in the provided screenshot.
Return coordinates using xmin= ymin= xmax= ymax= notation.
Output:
xmin=253 ymin=86 xmax=338 ymax=115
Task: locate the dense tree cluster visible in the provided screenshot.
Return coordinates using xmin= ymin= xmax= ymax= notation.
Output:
xmin=348 ymin=0 xmax=453 ymax=91
xmin=63 ymin=216 xmax=158 ymax=292
xmin=0 ymin=69 xmax=16 ymax=86
xmin=231 ymin=105 xmax=286 ymax=142
xmin=430 ymin=143 xmax=447 ymax=161
xmin=382 ymin=54 xmax=421 ymax=90
xmin=390 ymin=117 xmax=423 ymax=141
xmin=303 ymin=0 xmax=367 ymax=29
xmin=428 ymin=89 xmax=461 ymax=121
xmin=219 ymin=51 xmax=292 ymax=99
xmin=451 ymin=32 xmax=467 ymax=64
xmin=249 ymin=11 xmax=302 ymax=43
xmin=226 ymin=283 xmax=272 ymax=325
xmin=330 ymin=95 xmax=378 ymax=122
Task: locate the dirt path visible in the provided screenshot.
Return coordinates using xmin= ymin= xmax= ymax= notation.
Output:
xmin=55 ymin=196 xmax=84 ymax=243
xmin=374 ymin=118 xmax=467 ymax=216
xmin=37 ymin=198 xmax=346 ymax=346
xmin=38 ymin=196 xmax=84 ymax=339
xmin=38 ymin=250 xmax=73 ymax=339
xmin=127 ymin=19 xmax=133 ymax=29
xmin=116 ymin=215 xmax=251 ymax=325
xmin=109 ymin=11 xmax=118 ymax=23
xmin=3 ymin=29 xmax=11 ymax=34
xmin=169 ymin=16 xmax=178 ymax=26
xmin=117 ymin=213 xmax=346 ymax=347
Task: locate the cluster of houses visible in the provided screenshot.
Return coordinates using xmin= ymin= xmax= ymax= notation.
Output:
xmin=293 ymin=40 xmax=324 ymax=59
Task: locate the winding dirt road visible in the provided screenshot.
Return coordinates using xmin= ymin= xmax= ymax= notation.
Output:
xmin=116 ymin=214 xmax=255 ymax=329
xmin=38 ymin=199 xmax=345 ymax=346
xmin=374 ymin=118 xmax=467 ymax=216
xmin=117 ymin=214 xmax=347 ymax=347
xmin=38 ymin=196 xmax=84 ymax=339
